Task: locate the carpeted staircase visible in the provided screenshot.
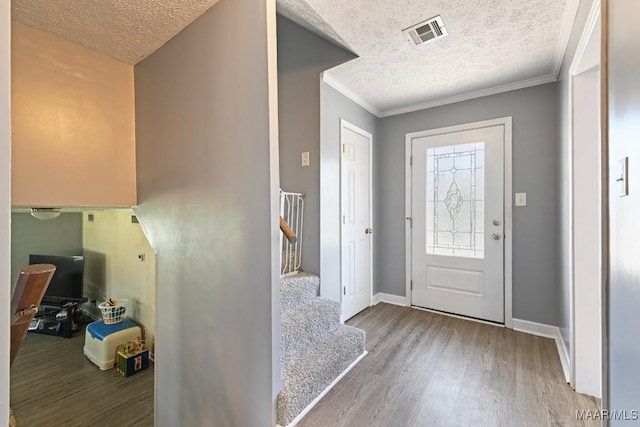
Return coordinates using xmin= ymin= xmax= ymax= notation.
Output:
xmin=277 ymin=272 xmax=366 ymax=426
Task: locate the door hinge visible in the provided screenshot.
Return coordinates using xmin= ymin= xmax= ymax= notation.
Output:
xmin=411 ymin=280 xmax=413 ymax=290
xmin=410 ymin=155 xmax=413 ymax=166
xmin=342 ymin=143 xmax=346 ymax=153
xmin=343 ymin=214 xmax=346 ymax=224
xmin=343 ymin=286 xmax=346 ymax=296
xmin=406 ymin=217 xmax=412 ymax=228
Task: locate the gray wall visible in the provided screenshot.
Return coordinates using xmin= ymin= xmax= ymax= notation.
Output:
xmin=377 ymin=83 xmax=560 ymax=325
xmin=320 ymin=82 xmax=378 ymax=301
xmin=134 ymin=0 xmax=279 ymax=424
xmin=10 ymin=212 xmax=83 ymax=287
xmin=556 ymin=0 xmax=595 ymax=377
xmin=277 ymin=16 xmax=355 ymax=275
xmin=607 ymin=0 xmax=640 ymax=419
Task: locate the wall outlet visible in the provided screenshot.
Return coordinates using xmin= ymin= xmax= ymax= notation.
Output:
xmin=301 ymin=152 xmax=310 ymax=167
xmin=515 ymin=192 xmax=527 ymax=207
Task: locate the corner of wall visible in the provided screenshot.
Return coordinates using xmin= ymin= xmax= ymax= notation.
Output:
xmin=278 ymin=15 xmax=358 ymax=277
xmin=267 ymin=0 xmax=281 ymax=422
xmin=1 ymin=0 xmax=10 ymax=422
xmin=82 ymin=210 xmax=157 ymax=351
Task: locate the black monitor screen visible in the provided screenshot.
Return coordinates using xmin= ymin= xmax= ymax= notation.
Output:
xmin=29 ymin=254 xmax=84 ymax=302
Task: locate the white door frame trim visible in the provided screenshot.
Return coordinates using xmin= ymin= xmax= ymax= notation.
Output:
xmin=405 ymin=117 xmax=513 ymax=327
xmin=567 ymin=0 xmax=602 ymax=394
xmin=340 ymin=119 xmax=374 ymax=320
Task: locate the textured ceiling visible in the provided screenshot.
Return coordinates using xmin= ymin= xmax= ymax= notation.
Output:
xmin=280 ymin=0 xmax=575 ymax=114
xmin=12 ymin=0 xmax=576 ymax=114
xmin=11 ymin=0 xmax=350 ymax=65
xmin=276 ymin=0 xmax=352 ymax=53
xmin=12 ymin=0 xmax=221 ymax=64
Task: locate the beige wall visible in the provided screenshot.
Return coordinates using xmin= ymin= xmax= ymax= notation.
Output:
xmin=82 ymin=210 xmax=156 ymax=350
xmin=11 ymin=22 xmax=136 ymax=207
xmin=1 ymin=0 xmax=10 ymax=422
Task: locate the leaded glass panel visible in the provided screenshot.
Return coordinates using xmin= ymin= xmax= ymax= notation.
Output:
xmin=426 ymin=142 xmax=484 ymax=258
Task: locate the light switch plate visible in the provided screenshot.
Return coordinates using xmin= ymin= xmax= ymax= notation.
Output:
xmin=301 ymin=152 xmax=310 ymax=167
xmin=515 ymin=193 xmax=527 ymax=207
xmin=618 ymin=157 xmax=629 ymax=197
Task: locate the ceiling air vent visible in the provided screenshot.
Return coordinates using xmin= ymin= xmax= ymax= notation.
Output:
xmin=402 ymin=15 xmax=448 ymax=46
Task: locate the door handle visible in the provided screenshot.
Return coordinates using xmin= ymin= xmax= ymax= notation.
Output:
xmin=365 ymin=227 xmax=373 ymax=234
xmin=492 ymin=233 xmax=502 ymax=240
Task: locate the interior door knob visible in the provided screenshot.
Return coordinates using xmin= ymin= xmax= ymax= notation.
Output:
xmin=365 ymin=227 xmax=373 ymax=234
xmin=492 ymin=233 xmax=502 ymax=240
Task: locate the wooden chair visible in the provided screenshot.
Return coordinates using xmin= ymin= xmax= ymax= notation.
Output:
xmin=10 ymin=264 xmax=56 ymax=367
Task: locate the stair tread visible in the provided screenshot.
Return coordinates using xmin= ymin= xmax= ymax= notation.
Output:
xmin=280 ymin=272 xmax=320 ymax=312
xmin=278 ymin=325 xmax=365 ymax=425
xmin=281 ymin=271 xmax=319 ymax=283
xmin=281 ymin=298 xmax=342 ymax=358
xmin=278 ymin=271 xmax=366 ymax=425
xmin=281 ymin=324 xmax=365 ymax=373
xmin=281 ymin=298 xmax=340 ymax=324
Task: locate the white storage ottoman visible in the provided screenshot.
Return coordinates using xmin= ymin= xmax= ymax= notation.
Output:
xmin=84 ymin=319 xmax=142 ymax=370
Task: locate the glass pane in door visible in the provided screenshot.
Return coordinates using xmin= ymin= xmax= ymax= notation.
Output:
xmin=426 ymin=142 xmax=485 ymax=258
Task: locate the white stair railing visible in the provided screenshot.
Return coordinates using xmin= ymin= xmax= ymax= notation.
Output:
xmin=280 ymin=190 xmax=304 ymax=276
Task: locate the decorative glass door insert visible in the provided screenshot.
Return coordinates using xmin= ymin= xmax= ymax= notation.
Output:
xmin=426 ymin=142 xmax=484 ymax=258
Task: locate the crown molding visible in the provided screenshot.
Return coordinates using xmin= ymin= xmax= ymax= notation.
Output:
xmin=322 ymin=1 xmax=581 ymax=119
xmin=568 ymin=0 xmax=601 ymax=76
xmin=321 ymin=72 xmax=382 ymax=118
xmin=552 ymin=0 xmax=582 ymax=79
xmin=380 ymin=74 xmax=557 ymax=117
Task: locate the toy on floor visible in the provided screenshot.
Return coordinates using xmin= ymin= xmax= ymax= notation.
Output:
xmin=116 ymin=337 xmax=149 ymax=377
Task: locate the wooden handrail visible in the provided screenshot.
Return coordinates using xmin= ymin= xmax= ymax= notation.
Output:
xmin=280 ymin=216 xmax=297 ymax=244
xmin=11 ymin=305 xmax=38 ymax=326
xmin=11 ymin=264 xmax=56 ymax=367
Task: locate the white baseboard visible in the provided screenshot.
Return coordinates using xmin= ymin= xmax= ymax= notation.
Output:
xmin=278 ymin=351 xmax=368 ymax=427
xmin=512 ymin=318 xmax=570 ymax=383
xmin=372 ymin=293 xmax=407 ymax=307
xmin=556 ymin=335 xmax=570 ymax=384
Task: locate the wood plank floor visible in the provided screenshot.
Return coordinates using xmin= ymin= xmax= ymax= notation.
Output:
xmin=299 ymin=303 xmax=600 ymax=427
xmin=10 ymin=305 xmax=600 ymax=426
xmin=10 ymin=329 xmax=153 ymax=427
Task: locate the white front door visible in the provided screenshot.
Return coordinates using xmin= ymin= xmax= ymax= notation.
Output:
xmin=410 ymin=124 xmax=505 ymax=323
xmin=341 ymin=120 xmax=372 ymax=321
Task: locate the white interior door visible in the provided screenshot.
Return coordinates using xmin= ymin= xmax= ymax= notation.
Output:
xmin=341 ymin=121 xmax=372 ymax=321
xmin=411 ymin=125 xmax=505 ymax=323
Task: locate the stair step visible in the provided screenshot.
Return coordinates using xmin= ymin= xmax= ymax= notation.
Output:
xmin=280 ymin=273 xmax=319 ymax=312
xmin=281 ymin=298 xmax=341 ymax=358
xmin=278 ymin=325 xmax=366 ymax=426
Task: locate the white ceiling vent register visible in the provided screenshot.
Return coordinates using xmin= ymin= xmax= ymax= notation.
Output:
xmin=402 ymin=15 xmax=448 ymax=46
